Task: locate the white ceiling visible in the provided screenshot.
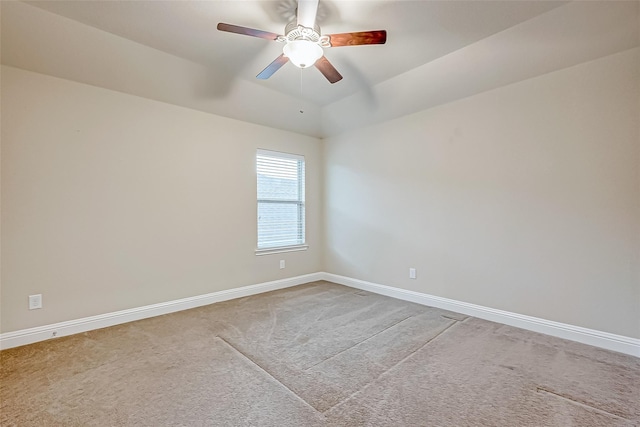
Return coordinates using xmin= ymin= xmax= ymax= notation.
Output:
xmin=2 ymin=1 xmax=639 ymax=137
xmin=21 ymin=0 xmax=567 ymax=106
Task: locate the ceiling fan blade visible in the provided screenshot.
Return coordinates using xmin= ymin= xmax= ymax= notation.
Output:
xmin=327 ymin=30 xmax=387 ymax=47
xmin=297 ymin=0 xmax=319 ymax=29
xmin=217 ymin=23 xmax=281 ymax=41
xmin=257 ymin=54 xmax=289 ymax=80
xmin=315 ymin=56 xmax=342 ymax=84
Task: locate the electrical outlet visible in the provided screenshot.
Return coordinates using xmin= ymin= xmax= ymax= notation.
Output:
xmin=280 ymin=260 xmax=285 ymax=269
xmin=409 ymin=268 xmax=417 ymax=279
xmin=29 ymin=294 xmax=42 ymax=310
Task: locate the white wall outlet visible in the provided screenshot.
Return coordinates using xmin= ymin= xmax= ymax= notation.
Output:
xmin=29 ymin=294 xmax=42 ymax=310
xmin=409 ymin=268 xmax=417 ymax=279
xmin=279 ymin=260 xmax=285 ymax=269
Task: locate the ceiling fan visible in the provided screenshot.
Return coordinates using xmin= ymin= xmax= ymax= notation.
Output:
xmin=217 ymin=0 xmax=386 ymax=84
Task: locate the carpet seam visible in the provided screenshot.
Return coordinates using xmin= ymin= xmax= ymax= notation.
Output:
xmin=441 ymin=314 xmax=467 ymax=321
xmin=216 ymin=336 xmax=323 ymax=416
xmin=303 ymin=314 xmax=415 ymax=371
xmin=535 ymin=386 xmax=631 ymax=421
xmin=322 ymin=319 xmax=459 ymax=414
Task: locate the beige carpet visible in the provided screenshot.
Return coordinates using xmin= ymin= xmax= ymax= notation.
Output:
xmin=1 ymin=281 xmax=639 ymax=426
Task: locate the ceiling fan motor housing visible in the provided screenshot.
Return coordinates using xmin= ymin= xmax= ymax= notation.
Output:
xmin=285 ymin=20 xmax=321 ymax=42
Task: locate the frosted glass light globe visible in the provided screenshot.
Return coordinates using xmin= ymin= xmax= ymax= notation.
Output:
xmin=283 ymin=40 xmax=323 ymax=68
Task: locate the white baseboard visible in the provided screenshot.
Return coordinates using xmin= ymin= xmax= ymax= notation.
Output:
xmin=2 ymin=271 xmax=638 ymax=358
xmin=322 ymin=273 xmax=640 ymax=358
xmin=0 ymin=273 xmax=323 ymax=350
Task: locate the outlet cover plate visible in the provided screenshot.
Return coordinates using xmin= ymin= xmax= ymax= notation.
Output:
xmin=29 ymin=294 xmax=43 ymax=310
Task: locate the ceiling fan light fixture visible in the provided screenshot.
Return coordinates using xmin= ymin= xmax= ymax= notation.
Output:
xmin=217 ymin=0 xmax=385 ymax=83
xmin=283 ymin=40 xmax=323 ymax=68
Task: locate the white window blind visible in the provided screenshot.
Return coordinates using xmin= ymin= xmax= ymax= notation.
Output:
xmin=257 ymin=150 xmax=305 ymax=250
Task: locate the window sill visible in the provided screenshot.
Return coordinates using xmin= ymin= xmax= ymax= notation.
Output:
xmin=255 ymin=245 xmax=309 ymax=256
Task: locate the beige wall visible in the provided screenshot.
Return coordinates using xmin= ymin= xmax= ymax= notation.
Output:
xmin=2 ymin=48 xmax=639 ymax=339
xmin=324 ymin=48 xmax=640 ymax=338
xmin=1 ymin=66 xmax=322 ymax=333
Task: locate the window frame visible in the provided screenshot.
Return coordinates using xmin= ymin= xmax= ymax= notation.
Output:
xmin=255 ymin=149 xmax=308 ymax=256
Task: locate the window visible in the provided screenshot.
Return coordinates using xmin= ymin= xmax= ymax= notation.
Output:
xmin=256 ymin=150 xmax=306 ymax=254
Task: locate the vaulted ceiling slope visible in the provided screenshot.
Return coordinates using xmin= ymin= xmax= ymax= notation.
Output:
xmin=2 ymin=1 xmax=639 ymax=138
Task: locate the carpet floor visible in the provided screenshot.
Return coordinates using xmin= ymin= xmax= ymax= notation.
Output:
xmin=1 ymin=281 xmax=638 ymax=426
